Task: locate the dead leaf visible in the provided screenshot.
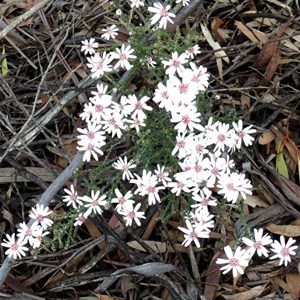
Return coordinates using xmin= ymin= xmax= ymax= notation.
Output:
xmin=200 ymin=22 xmax=229 ymax=65
xmin=266 ymin=224 xmax=300 ymax=237
xmin=260 ymin=47 xmax=281 ymax=86
xmin=204 ymin=251 xmax=222 ymax=300
xmin=258 ymin=130 xmax=275 ymax=145
xmin=243 ymin=195 xmax=268 ymax=208
xmin=235 ymin=21 xmax=268 ymax=48
xmin=211 ymin=17 xmax=226 ymax=43
xmin=286 ymin=273 xmax=300 ymax=299
xmin=260 ymin=93 xmax=276 ymax=103
xmin=85 ymin=219 xmax=106 ymax=249
xmin=281 ymin=39 xmax=300 ymax=53
xmin=222 ymin=284 xmax=267 ymax=300
xmin=274 ymin=277 xmax=293 ymax=296
xmin=127 ymin=240 xmax=203 ymax=253
xmin=240 ymin=95 xmax=250 ymax=109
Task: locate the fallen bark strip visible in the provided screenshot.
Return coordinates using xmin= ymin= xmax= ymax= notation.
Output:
xmin=0 ymin=167 xmax=55 ymax=183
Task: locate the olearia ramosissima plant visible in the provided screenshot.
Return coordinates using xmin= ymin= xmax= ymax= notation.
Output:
xmin=1 ymin=1 xmax=298 ymax=281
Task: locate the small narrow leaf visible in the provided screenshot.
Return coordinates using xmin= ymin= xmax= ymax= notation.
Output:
xmin=1 ymin=46 xmax=8 ymax=77
xmin=276 ymin=140 xmax=289 ymax=178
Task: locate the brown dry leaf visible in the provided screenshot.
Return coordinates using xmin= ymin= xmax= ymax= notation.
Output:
xmin=85 ymin=219 xmax=106 ymax=249
xmin=216 ymin=57 xmax=224 ymax=80
xmin=281 ymin=39 xmax=300 ymax=53
xmin=243 ymin=195 xmax=268 ymax=208
xmin=211 ymin=17 xmax=226 ymax=42
xmin=204 ymin=251 xmax=222 ymax=300
xmin=274 ymin=277 xmax=293 ymax=296
xmin=235 ymin=21 xmax=268 ymax=48
xmin=258 ymin=130 xmax=275 ymax=145
xmin=290 ymin=220 xmax=300 ymax=226
xmin=285 ymin=27 xmax=300 ymax=43
xmin=252 ymin=41 xmax=278 ymax=69
xmin=260 ymin=93 xmax=276 ymax=103
xmin=221 ymin=284 xmax=267 ymax=300
xmin=201 ymin=21 xmax=228 ymax=80
xmin=270 ymin=125 xmax=300 ymax=163
xmin=240 ymin=95 xmax=250 ymax=109
xmin=142 ymin=211 xmax=159 ymax=240
xmin=286 ymin=273 xmax=300 ymax=299
xmin=127 ymin=240 xmax=203 ymax=253
xmin=266 ymin=223 xmax=300 ymax=237
xmin=260 ymin=46 xmax=281 ymax=86
xmin=247 ymin=18 xmax=277 ymax=27
xmin=200 ymin=22 xmax=229 ymax=68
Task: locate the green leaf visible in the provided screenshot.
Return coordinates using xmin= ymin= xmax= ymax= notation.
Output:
xmin=276 ymin=140 xmax=289 ymax=178
xmin=1 ymin=46 xmax=8 ymax=77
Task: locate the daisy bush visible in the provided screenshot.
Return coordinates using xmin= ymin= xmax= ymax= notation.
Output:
xmin=1 ymin=0 xmax=298 ymax=282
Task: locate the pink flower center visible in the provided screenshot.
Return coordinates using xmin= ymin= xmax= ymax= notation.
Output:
xmin=88 ymin=143 xmax=94 ymax=151
xmin=236 ymin=130 xmax=245 ymax=138
xmin=254 ymin=241 xmax=262 ymax=249
xmin=280 ymin=247 xmax=290 ymax=257
xmin=202 ymin=198 xmax=208 ymax=206
xmin=135 ymin=102 xmax=142 ymax=110
xmin=217 ymin=134 xmax=225 ymax=142
xmin=37 ymin=215 xmax=44 ymax=222
xmin=196 ymin=144 xmax=204 ymax=153
xmin=212 ymin=167 xmax=219 ymax=175
xmin=229 ymin=257 xmax=239 ymax=266
xmin=161 ymin=91 xmax=169 ymax=99
xmin=79 ymin=216 xmax=85 ymax=222
xmin=109 ymin=118 xmax=116 ymax=125
xmin=189 ymin=231 xmax=198 ymax=240
xmin=192 ymin=75 xmax=199 ymax=83
xmin=177 ymin=140 xmax=185 ymax=148
xmin=70 ymin=194 xmax=77 ymax=202
xmin=172 ymin=59 xmax=180 ymax=67
xmin=97 ymin=61 xmax=104 ymax=70
xmin=87 ymin=131 xmax=95 ymax=140
xmin=95 ymin=104 xmax=104 ymax=112
xmin=179 ymin=84 xmax=188 ymax=94
xmin=129 ymin=211 xmax=136 ymax=219
xmin=182 ymin=115 xmax=190 ymax=124
xmin=26 ymin=229 xmax=33 ymax=236
xmin=11 ymin=243 xmax=19 ymax=251
xmin=119 ymin=53 xmax=127 ymax=60
xmin=147 ymin=186 xmax=155 ymax=194
xmin=195 ymin=164 xmax=202 ymax=173
xmin=226 ymin=183 xmax=235 ymax=190
xmin=92 ymin=200 xmax=98 ymax=207
xmin=160 ymin=8 xmax=168 ymax=17
xmin=157 ymin=172 xmax=164 ymax=180
xmin=122 ymin=165 xmax=129 ymax=172
xmin=119 ymin=197 xmax=125 ymax=204
xmin=177 ymin=182 xmax=184 ymax=188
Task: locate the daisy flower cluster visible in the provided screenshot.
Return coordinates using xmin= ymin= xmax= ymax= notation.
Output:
xmin=216 ymin=228 xmax=298 ymax=278
xmin=1 ymin=204 xmax=53 ymax=259
xmin=63 ymin=180 xmax=146 ymax=228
